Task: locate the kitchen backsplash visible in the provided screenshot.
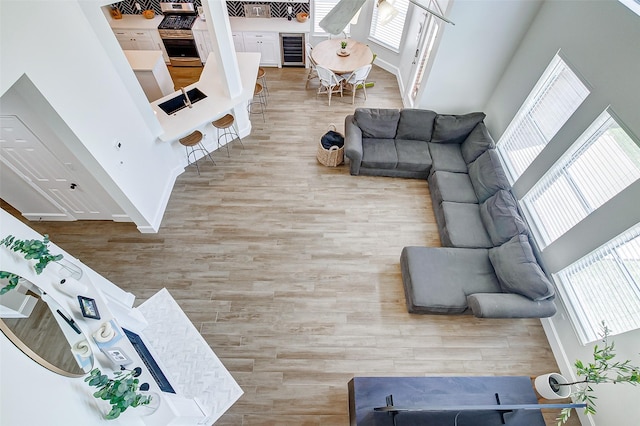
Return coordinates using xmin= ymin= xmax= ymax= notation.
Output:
xmin=111 ymin=1 xmax=309 ymax=18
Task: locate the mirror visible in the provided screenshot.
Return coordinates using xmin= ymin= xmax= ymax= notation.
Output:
xmin=0 ymin=277 xmax=93 ymax=377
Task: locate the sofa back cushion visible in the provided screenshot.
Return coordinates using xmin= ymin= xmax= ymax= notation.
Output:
xmin=461 ymin=122 xmax=496 ymax=164
xmin=468 ymin=149 xmax=510 ymax=203
xmin=431 ymin=112 xmax=486 ymax=144
xmin=396 ymin=109 xmax=437 ymax=141
xmin=480 ymin=190 xmax=529 ymax=246
xmin=488 ymin=235 xmax=555 ymax=301
xmin=354 ymin=108 xmax=400 ymax=139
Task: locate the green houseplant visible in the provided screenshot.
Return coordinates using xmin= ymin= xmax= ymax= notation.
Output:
xmin=552 ymin=322 xmax=640 ymax=425
xmin=0 ymin=234 xmax=63 ymax=294
xmin=85 ymin=367 xmax=153 ymax=420
xmin=340 ymin=40 xmax=348 ymax=50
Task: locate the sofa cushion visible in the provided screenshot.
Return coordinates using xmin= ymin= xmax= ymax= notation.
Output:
xmin=361 ymin=138 xmax=398 ymax=169
xmin=428 ymin=142 xmax=467 ymax=173
xmin=428 ymin=171 xmax=477 ymax=205
xmin=400 ymin=246 xmax=501 ymax=314
xmin=468 ymin=149 xmax=510 ymax=203
xmin=440 ymin=202 xmax=493 ymax=248
xmin=480 ymin=190 xmax=529 ymax=246
xmin=395 ymin=139 xmax=432 ymax=172
xmin=488 ymin=235 xmax=555 ymax=301
xmin=432 ymin=112 xmax=486 ymax=144
xmin=461 ymin=122 xmax=496 ymax=164
xmin=396 ymin=109 xmax=437 ymax=141
xmin=354 ymin=108 xmax=400 ymax=139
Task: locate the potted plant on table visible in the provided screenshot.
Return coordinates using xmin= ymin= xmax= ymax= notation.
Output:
xmin=85 ymin=367 xmax=153 ymax=420
xmin=340 ymin=40 xmax=348 ymax=54
xmin=0 ymin=234 xmax=63 ymax=294
xmin=534 ymin=322 xmax=640 ymax=425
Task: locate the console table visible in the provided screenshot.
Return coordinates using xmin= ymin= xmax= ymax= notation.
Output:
xmin=348 ymin=376 xmax=583 ymax=426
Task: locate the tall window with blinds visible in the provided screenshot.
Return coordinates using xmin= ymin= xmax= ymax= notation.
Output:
xmin=497 ymin=54 xmax=590 ymax=182
xmin=522 ymin=110 xmax=640 ymax=247
xmin=369 ymin=0 xmax=410 ymax=51
xmin=555 ymin=224 xmax=640 ymax=344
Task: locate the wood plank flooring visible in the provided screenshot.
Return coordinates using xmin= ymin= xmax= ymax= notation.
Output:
xmin=2 ymin=64 xmax=579 ymax=426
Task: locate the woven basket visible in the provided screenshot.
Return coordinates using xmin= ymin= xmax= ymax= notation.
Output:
xmin=316 ymin=124 xmax=344 ymax=167
xmin=317 ymin=143 xmax=344 ymax=167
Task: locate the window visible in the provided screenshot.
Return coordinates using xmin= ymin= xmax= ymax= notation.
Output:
xmin=555 ymin=224 xmax=640 ymax=344
xmin=497 ymin=54 xmax=590 ymax=181
xmin=369 ymin=0 xmax=410 ymax=51
xmin=313 ymin=0 xmax=350 ymax=35
xmin=523 ymin=111 xmax=640 ymax=247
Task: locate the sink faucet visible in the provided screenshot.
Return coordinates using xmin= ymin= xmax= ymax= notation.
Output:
xmin=181 ymin=87 xmax=192 ymax=108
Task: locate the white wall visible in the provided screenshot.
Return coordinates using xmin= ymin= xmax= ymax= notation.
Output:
xmin=416 ymin=0 xmax=543 ymax=114
xmin=0 ymin=0 xmax=181 ymax=232
xmin=484 ymin=1 xmax=640 ymax=425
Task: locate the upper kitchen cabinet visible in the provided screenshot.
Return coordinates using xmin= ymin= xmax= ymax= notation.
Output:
xmin=242 ymin=32 xmax=280 ymax=67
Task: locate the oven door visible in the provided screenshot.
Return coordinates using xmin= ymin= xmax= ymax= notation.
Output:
xmin=162 ymin=38 xmax=202 ymax=67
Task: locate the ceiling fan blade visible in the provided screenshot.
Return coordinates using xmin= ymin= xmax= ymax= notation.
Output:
xmin=319 ymin=0 xmax=369 ymax=35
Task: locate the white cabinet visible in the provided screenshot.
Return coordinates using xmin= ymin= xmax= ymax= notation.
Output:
xmin=193 ymin=29 xmax=214 ymax=63
xmin=242 ymin=31 xmax=280 ymax=67
xmin=232 ymin=32 xmax=245 ymax=52
xmin=149 ymin=30 xmax=170 ymax=63
xmin=113 ymin=29 xmax=169 ymax=63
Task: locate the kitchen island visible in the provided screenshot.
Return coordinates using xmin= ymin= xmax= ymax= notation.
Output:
xmin=150 ymin=51 xmax=260 ymax=142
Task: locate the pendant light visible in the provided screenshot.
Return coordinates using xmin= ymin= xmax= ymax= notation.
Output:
xmin=377 ymin=0 xmax=398 ymax=25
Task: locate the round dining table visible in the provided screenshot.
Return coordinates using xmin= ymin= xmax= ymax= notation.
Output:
xmin=311 ymin=39 xmax=374 ymax=75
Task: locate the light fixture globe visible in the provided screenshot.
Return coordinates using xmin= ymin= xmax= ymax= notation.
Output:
xmin=377 ymin=0 xmax=398 ymax=25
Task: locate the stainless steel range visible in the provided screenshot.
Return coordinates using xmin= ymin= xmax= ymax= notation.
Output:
xmin=158 ymin=2 xmax=201 ymax=67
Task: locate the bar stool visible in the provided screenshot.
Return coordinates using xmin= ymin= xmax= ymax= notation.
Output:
xmin=211 ymin=114 xmax=243 ymax=157
xmin=178 ymin=130 xmax=215 ymax=175
xmin=248 ymin=83 xmax=266 ymax=122
xmin=257 ymin=67 xmax=269 ymax=100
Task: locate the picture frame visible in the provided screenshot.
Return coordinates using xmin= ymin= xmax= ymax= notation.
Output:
xmin=77 ymin=295 xmax=101 ymax=320
xmin=102 ymin=347 xmax=132 ymax=366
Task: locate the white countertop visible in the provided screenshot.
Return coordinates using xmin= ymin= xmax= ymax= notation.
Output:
xmin=123 ymin=50 xmax=164 ymax=70
xmin=109 ymin=14 xmax=164 ymax=30
xmin=150 ymin=52 xmax=261 ymax=142
xmin=109 ymin=14 xmax=310 ymax=34
xmin=195 ymin=16 xmax=311 ymax=33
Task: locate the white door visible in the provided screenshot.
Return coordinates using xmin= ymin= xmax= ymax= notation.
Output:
xmin=0 ymin=115 xmax=111 ymax=220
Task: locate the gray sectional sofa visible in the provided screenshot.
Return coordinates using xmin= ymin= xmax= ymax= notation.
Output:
xmin=344 ymin=108 xmax=557 ymax=318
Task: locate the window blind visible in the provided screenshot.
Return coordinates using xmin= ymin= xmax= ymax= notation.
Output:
xmin=555 ymin=224 xmax=640 ymax=344
xmin=369 ymin=0 xmax=410 ymax=51
xmin=497 ymin=55 xmax=590 ymax=181
xmin=523 ymin=111 xmax=640 ymax=246
xmin=313 ymin=0 xmax=350 ymax=35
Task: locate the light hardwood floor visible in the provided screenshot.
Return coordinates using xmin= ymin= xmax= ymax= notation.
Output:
xmin=2 ymin=64 xmax=579 ymax=426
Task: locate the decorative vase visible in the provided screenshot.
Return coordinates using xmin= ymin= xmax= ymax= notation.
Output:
xmin=139 ymin=391 xmax=161 ymax=416
xmin=534 ymin=373 xmax=572 ymax=399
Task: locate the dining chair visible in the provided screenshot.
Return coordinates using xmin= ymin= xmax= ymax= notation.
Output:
xmin=342 ymin=64 xmax=372 ymax=104
xmin=316 ymin=65 xmax=344 ymax=106
xmin=305 ymin=43 xmax=318 ymax=89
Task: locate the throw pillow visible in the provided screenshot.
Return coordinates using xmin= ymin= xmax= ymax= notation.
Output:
xmin=488 ymin=235 xmax=555 ymax=301
xmin=396 ymin=109 xmax=437 ymax=141
xmin=468 ymin=149 xmax=510 ymax=203
xmin=431 ymin=112 xmax=486 ymax=144
xmin=354 ymin=108 xmax=400 ymax=139
xmin=480 ymin=190 xmax=529 ymax=246
xmin=461 ymin=122 xmax=496 ymax=164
